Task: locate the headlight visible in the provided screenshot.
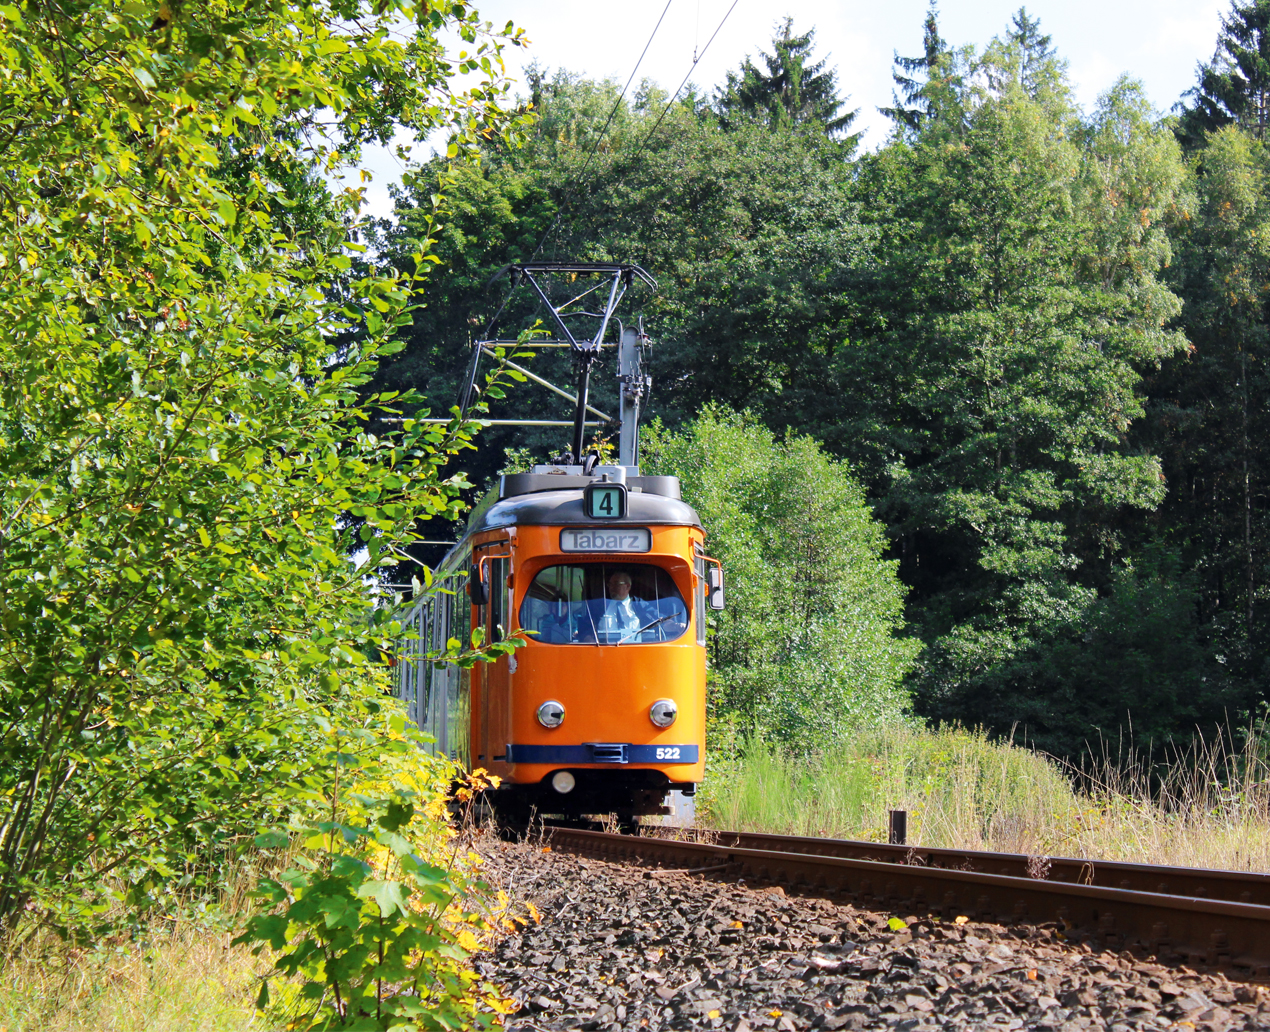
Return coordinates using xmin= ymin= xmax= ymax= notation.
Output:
xmin=551 ymin=771 xmax=576 ymax=794
xmin=649 ymin=699 xmax=678 ymax=728
xmin=537 ymin=700 xmax=565 ymax=728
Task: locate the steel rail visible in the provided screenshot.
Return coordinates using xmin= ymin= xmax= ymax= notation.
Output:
xmin=706 ymin=830 xmax=1270 ymax=908
xmin=541 ymin=826 xmax=1270 ymax=981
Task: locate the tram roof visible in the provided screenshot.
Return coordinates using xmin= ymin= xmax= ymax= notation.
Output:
xmin=466 ymin=471 xmax=702 ymax=536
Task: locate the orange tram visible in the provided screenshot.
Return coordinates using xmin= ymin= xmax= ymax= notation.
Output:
xmin=394 ymin=466 xmax=722 ymax=820
xmin=392 ymin=262 xmax=724 ymax=822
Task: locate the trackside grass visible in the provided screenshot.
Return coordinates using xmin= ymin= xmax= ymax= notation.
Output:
xmin=699 ymin=724 xmax=1270 ymax=872
xmin=0 ymin=921 xmax=265 ymax=1032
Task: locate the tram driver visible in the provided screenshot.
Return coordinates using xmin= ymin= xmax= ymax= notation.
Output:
xmin=595 ymin=570 xmax=646 ymax=640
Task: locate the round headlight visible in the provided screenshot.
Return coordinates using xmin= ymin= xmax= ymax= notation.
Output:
xmin=551 ymin=771 xmax=576 ymax=794
xmin=649 ymin=699 xmax=678 ymax=728
xmin=537 ymin=700 xmax=565 ymax=728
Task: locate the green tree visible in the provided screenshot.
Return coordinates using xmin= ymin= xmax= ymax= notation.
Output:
xmin=1006 ymin=8 xmax=1058 ymax=96
xmin=1178 ymin=0 xmax=1270 ymax=148
xmin=1139 ymin=126 xmax=1270 ymax=692
xmin=958 ymin=548 xmax=1231 ymax=759
xmin=643 ymin=409 xmax=918 ymax=747
xmin=714 ymin=18 xmax=859 ymax=143
xmin=879 ymin=1 xmax=960 ymax=136
xmin=838 ymin=77 xmax=1187 ymax=740
xmin=370 ymin=75 xmax=868 ymax=496
xmin=978 ymin=8 xmax=1069 ymax=112
xmin=0 ymin=0 xmax=528 ymax=932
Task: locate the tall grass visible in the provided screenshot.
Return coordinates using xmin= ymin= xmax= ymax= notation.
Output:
xmin=700 ymin=724 xmax=1270 ymax=871
xmin=0 ymin=920 xmax=265 ymax=1032
xmin=0 ymin=853 xmax=271 ymax=1032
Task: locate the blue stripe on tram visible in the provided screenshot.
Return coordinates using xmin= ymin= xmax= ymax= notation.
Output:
xmin=506 ymin=744 xmax=699 ymax=765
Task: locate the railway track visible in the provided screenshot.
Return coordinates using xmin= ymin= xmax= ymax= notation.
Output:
xmin=538 ymin=825 xmax=1270 ymax=982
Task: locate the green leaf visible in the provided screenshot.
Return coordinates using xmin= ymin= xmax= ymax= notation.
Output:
xmin=319 ymin=893 xmax=363 ymax=931
xmin=359 ymin=879 xmax=410 ymax=918
xmin=254 ymin=829 xmax=290 ymax=849
xmin=378 ymin=800 xmax=415 ymax=832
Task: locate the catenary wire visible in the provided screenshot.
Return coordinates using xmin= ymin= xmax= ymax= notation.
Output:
xmin=461 ymin=0 xmax=673 ymax=411
xmin=629 ymin=0 xmax=739 ymax=162
xmin=563 ymin=0 xmax=740 ymax=250
xmin=467 ymin=0 xmax=674 ymax=380
xmin=526 ymin=0 xmax=675 ymax=264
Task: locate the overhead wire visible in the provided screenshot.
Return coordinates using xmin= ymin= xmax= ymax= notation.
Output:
xmin=628 ymin=0 xmax=739 ymax=164
xmin=464 ymin=1 xmax=740 ymax=417
xmin=527 ymin=0 xmax=675 ymax=263
xmin=565 ymin=0 xmax=741 ymax=249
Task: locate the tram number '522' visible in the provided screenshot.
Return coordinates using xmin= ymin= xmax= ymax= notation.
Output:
xmin=655 ymin=747 xmax=682 ymax=760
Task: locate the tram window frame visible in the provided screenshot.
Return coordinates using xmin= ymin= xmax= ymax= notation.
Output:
xmin=694 ymin=554 xmax=707 ymax=647
xmin=451 ymin=555 xmax=472 ymax=766
xmin=518 ymin=562 xmax=690 ymax=645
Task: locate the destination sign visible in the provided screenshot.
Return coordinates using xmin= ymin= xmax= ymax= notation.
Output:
xmin=559 ymin=527 xmax=652 ymax=553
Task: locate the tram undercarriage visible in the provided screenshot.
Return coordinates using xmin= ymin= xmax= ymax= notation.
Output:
xmin=489 ymin=768 xmax=694 ymax=821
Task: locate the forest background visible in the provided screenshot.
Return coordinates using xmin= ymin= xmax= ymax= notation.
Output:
xmin=372 ymin=1 xmax=1270 ymax=764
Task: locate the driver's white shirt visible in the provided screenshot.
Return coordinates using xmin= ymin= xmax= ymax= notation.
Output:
xmin=599 ymin=596 xmax=642 ymax=635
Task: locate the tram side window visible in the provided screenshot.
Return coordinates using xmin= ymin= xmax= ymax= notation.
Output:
xmin=450 ymin=568 xmax=472 ymax=766
xmin=488 ymin=557 xmax=507 ymax=642
xmin=416 ymin=602 xmax=432 ymax=740
xmin=519 ymin=564 xmax=689 ymax=645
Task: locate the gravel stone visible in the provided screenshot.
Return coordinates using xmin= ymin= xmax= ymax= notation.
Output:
xmin=474 ymin=834 xmax=1270 ymax=1030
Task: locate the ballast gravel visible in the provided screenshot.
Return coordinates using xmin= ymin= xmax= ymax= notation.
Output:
xmin=473 ymin=833 xmax=1270 ymax=1032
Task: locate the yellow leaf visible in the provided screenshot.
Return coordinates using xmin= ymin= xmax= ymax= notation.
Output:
xmin=1026 ymin=969 xmax=1037 ymax=980
xmin=887 ymin=917 xmax=908 ymax=931
xmin=953 ymin=915 xmax=969 ymax=925
xmin=731 ymin=920 xmax=743 ymax=929
xmin=541 ymin=846 xmax=552 ymax=853
xmin=708 ymin=1010 xmax=721 ymax=1019
xmin=526 ymin=900 xmax=541 ymax=923
xmin=769 ymin=1010 xmax=783 ymax=1018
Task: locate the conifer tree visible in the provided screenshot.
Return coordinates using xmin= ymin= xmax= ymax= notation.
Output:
xmin=1178 ymin=0 xmax=1270 ymax=147
xmin=1008 ymin=8 xmax=1057 ymax=96
xmin=714 ymin=18 xmax=859 ymax=142
xmin=880 ymin=1 xmax=958 ymax=135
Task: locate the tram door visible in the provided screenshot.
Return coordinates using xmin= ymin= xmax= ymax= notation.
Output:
xmin=473 ymin=544 xmax=511 ymax=771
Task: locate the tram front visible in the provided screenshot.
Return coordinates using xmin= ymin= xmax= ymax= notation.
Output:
xmin=466 ymin=467 xmax=720 ymax=821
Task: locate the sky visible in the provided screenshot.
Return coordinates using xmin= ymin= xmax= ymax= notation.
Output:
xmin=353 ymin=0 xmax=1229 ymax=218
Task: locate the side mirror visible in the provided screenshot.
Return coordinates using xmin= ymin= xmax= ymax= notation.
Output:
xmin=707 ymin=566 xmax=725 ymax=611
xmin=469 ymin=563 xmax=488 ymax=606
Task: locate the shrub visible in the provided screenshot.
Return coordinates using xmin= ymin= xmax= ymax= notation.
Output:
xmin=643 ymin=407 xmax=919 ymax=746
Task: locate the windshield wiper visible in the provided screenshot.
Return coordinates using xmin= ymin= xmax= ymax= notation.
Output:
xmin=616 ymin=613 xmax=674 ymax=645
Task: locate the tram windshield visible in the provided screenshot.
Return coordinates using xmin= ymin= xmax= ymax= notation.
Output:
xmin=519 ymin=564 xmax=689 ymax=645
